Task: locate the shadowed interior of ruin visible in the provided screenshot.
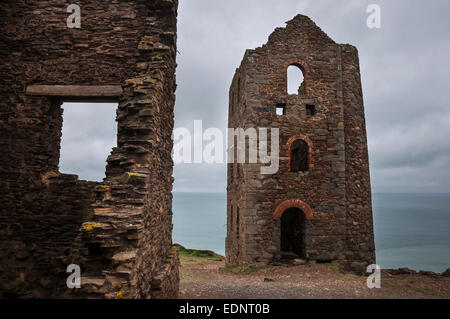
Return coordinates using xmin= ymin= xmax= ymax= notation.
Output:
xmin=290 ymin=139 xmax=308 ymax=172
xmin=280 ymin=208 xmax=306 ymax=259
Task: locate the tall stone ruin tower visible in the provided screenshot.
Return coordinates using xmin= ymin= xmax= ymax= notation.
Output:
xmin=226 ymin=15 xmax=375 ymax=272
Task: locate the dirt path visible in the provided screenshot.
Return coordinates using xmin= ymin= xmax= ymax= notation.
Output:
xmin=179 ymin=256 xmax=450 ymax=299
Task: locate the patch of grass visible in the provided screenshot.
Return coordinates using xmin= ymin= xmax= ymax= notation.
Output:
xmin=327 ymin=261 xmax=340 ymax=271
xmin=180 ymin=257 xmax=204 ymax=266
xmin=345 ymin=272 xmax=360 ymax=279
xmin=229 ymin=263 xmax=267 ymax=274
xmin=180 ymin=274 xmax=209 ymax=285
xmin=175 ymin=244 xmax=223 ymax=261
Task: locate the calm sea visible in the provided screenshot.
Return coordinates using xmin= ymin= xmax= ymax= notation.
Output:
xmin=172 ymin=192 xmax=450 ymax=273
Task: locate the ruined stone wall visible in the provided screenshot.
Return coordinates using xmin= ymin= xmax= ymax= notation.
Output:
xmin=0 ymin=0 xmax=179 ymax=298
xmin=0 ymin=171 xmax=100 ymax=297
xmin=226 ymin=15 xmax=375 ymax=271
xmin=226 ymin=72 xmax=248 ymax=265
xmin=341 ymin=45 xmax=376 ymax=270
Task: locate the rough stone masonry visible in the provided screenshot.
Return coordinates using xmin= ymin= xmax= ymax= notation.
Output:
xmin=0 ymin=0 xmax=179 ymax=298
xmin=226 ymin=15 xmax=376 ymax=273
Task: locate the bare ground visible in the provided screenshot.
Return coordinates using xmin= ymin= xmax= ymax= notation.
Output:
xmin=179 ymin=256 xmax=450 ymax=299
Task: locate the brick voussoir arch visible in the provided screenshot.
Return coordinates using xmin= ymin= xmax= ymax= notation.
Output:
xmin=286 ymin=134 xmax=313 ymax=170
xmin=284 ymin=59 xmax=310 ymax=75
xmin=273 ymin=199 xmax=314 ymax=220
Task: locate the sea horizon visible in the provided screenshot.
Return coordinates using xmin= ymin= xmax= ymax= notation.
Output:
xmin=172 ymin=191 xmax=450 ymax=273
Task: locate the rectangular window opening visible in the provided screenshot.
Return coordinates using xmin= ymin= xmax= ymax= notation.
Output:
xmin=306 ymin=104 xmax=316 ymax=116
xmin=276 ymin=103 xmax=286 ymax=116
xmin=60 ymin=101 xmax=118 ymax=182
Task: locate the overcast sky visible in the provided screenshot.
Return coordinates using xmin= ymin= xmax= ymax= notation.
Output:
xmin=60 ymin=0 xmax=450 ymax=194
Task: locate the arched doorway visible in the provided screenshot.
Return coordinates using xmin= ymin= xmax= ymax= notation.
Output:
xmin=273 ymin=199 xmax=313 ymax=260
xmin=280 ymin=207 xmax=306 ymax=259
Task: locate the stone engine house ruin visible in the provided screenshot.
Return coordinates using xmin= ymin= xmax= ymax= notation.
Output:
xmin=0 ymin=0 xmax=179 ymax=298
xmin=226 ymin=15 xmax=375 ymax=271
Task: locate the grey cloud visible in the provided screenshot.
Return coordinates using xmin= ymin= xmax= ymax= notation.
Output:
xmin=60 ymin=102 xmax=117 ymax=181
xmin=174 ymin=0 xmax=450 ymax=193
xmin=59 ymin=1 xmax=450 ymax=193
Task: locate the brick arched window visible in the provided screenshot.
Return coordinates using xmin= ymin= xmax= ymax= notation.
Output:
xmin=290 ymin=139 xmax=308 ymax=172
xmin=273 ymin=199 xmax=314 ymax=220
xmin=286 ymin=134 xmax=313 ymax=171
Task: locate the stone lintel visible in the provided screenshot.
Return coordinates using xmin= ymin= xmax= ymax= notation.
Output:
xmin=26 ymin=85 xmax=122 ymax=102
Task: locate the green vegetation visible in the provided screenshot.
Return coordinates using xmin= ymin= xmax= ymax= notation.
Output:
xmin=327 ymin=261 xmax=340 ymax=271
xmin=180 ymin=274 xmax=209 ymax=285
xmin=229 ymin=263 xmax=267 ymax=274
xmin=180 ymin=258 xmax=204 ymax=266
xmin=175 ymin=244 xmax=223 ymax=261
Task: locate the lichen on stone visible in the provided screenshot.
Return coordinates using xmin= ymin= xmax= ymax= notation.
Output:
xmin=116 ymin=288 xmax=124 ymax=299
xmin=81 ymin=222 xmax=102 ymax=232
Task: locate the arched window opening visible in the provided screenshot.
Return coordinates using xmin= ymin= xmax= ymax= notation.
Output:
xmin=287 ymin=65 xmax=305 ymax=95
xmin=290 ymin=139 xmax=308 ymax=172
